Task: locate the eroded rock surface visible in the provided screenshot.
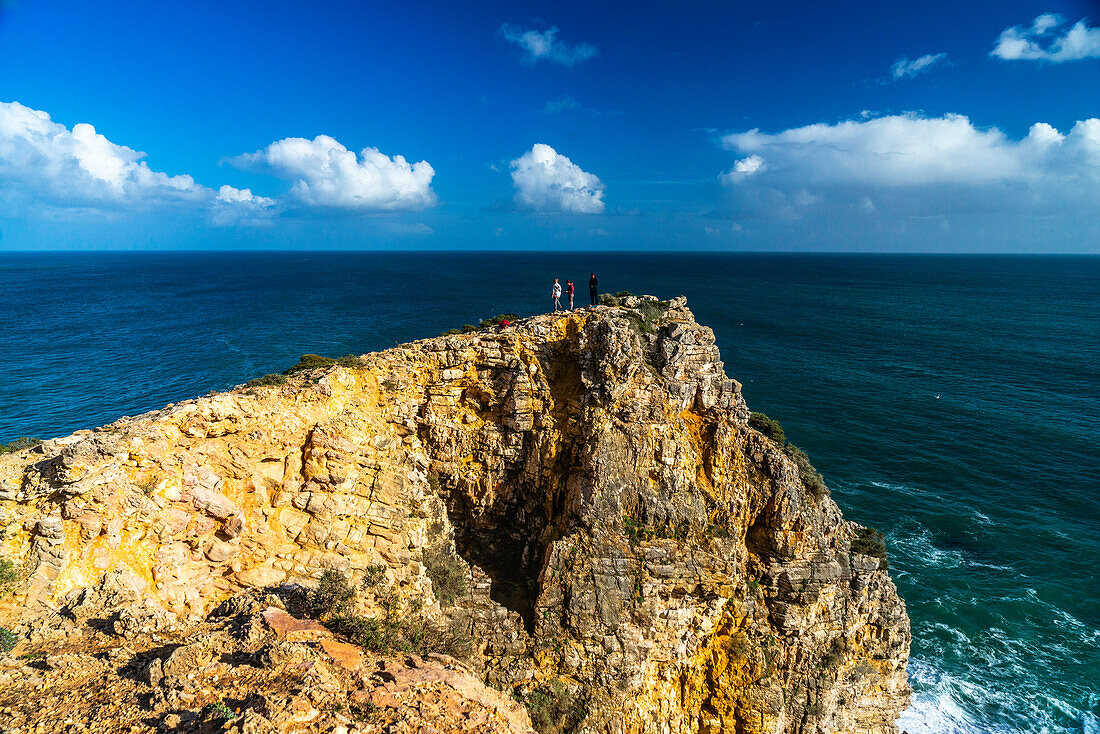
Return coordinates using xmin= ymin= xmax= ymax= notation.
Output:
xmin=0 ymin=297 xmax=910 ymax=733
xmin=0 ymin=580 xmax=534 ymax=733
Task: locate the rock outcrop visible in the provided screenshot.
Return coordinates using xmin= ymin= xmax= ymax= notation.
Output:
xmin=0 ymin=297 xmax=910 ymax=733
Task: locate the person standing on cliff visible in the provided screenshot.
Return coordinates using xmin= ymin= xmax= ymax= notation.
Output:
xmin=551 ymin=278 xmax=562 ymax=312
xmin=565 ymin=280 xmax=575 ymax=310
xmin=589 ymin=273 xmax=599 ymax=306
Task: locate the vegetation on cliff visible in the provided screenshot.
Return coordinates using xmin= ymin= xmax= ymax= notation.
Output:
xmin=0 ymin=436 xmax=40 ymax=454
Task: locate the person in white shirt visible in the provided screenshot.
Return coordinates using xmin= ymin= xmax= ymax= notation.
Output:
xmin=551 ymin=279 xmax=562 ymax=312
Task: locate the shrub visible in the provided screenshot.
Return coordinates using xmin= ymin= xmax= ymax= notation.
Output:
xmin=622 ymin=516 xmax=649 ymax=545
xmin=401 ymin=615 xmax=475 ymax=659
xmin=424 ymin=542 xmax=468 ymax=607
xmin=850 ymin=526 xmax=889 ymax=569
xmin=203 ymin=701 xmax=237 ymax=721
xmin=614 ymin=291 xmax=635 ymax=298
xmin=348 ymin=700 xmax=378 ymax=722
xmin=0 ymin=559 xmax=19 ymax=597
xmin=361 ymin=564 xmax=387 ymax=587
xmin=598 ymin=294 xmax=620 ymax=307
xmin=331 ymin=610 xmax=403 ymax=654
xmin=638 ymin=300 xmax=669 ymax=323
xmin=0 ymin=627 xmax=16 ymax=653
xmin=818 ymin=638 xmax=845 ymax=670
xmin=785 ymin=445 xmax=828 ymax=500
xmin=284 ymin=354 xmax=337 ymax=374
xmin=309 ymin=569 xmax=357 ymax=620
xmin=243 ymin=373 xmax=286 ymax=389
xmin=478 ymin=314 xmax=518 ymax=329
xmin=0 ymin=437 xmax=41 ymax=454
xmin=137 ymin=476 xmax=158 ymax=496
xmin=305 ymin=569 xmax=472 ymax=659
xmin=636 ymin=300 xmax=670 ymax=334
xmin=524 ymin=679 xmax=588 ymax=734
xmin=748 ymin=412 xmax=786 ymax=444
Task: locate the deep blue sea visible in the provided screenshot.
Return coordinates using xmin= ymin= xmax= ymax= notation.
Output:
xmin=0 ymin=252 xmax=1096 ymax=733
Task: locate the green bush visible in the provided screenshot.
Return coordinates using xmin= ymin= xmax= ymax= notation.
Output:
xmin=306 ymin=569 xmax=472 ymax=658
xmin=309 ymin=569 xmax=357 ymax=620
xmin=614 ymin=291 xmax=634 ymax=298
xmin=0 ymin=437 xmax=41 ymax=454
xmin=598 ymin=294 xmax=620 ymax=307
xmin=401 ymin=616 xmax=475 ymax=659
xmin=424 ymin=542 xmax=468 ymax=607
xmin=244 ymin=373 xmax=286 ymax=389
xmin=635 ymin=300 xmax=670 ymax=334
xmin=361 ymin=564 xmax=387 ymax=587
xmin=203 ymin=701 xmax=237 ymax=722
xmin=0 ymin=627 xmax=16 ymax=653
xmin=524 ymin=679 xmax=588 ymax=734
xmin=331 ymin=610 xmax=403 ymax=654
xmin=478 ymin=314 xmax=518 ymax=329
xmin=818 ymin=637 xmax=845 ymax=670
xmin=284 ymin=354 xmax=336 ymax=373
xmin=748 ymin=412 xmax=786 ymax=444
xmin=785 ymin=444 xmax=828 ymax=500
xmin=0 ymin=559 xmax=19 ymax=597
xmin=850 ymin=526 xmax=889 ymax=569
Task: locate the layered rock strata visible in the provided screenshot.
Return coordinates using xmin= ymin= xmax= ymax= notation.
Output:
xmin=0 ymin=297 xmax=910 ymax=733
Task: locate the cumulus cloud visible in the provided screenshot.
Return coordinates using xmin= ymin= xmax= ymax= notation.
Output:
xmin=890 ymin=52 xmax=949 ymax=79
xmin=498 ymin=23 xmax=598 ymax=66
xmin=232 ymin=135 xmax=436 ymax=212
xmin=992 ymin=13 xmax=1100 ymax=61
xmin=510 ymin=143 xmax=605 ymax=213
xmin=718 ymin=113 xmax=1100 ymax=218
xmin=719 ymin=154 xmax=765 ymax=184
xmin=0 ymin=100 xmax=207 ymax=213
xmin=211 ymin=185 xmax=277 ymax=226
xmin=0 ymin=100 xmax=281 ymax=226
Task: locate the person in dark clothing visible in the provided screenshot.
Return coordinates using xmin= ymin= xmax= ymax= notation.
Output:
xmin=589 ymin=273 xmax=599 ymax=306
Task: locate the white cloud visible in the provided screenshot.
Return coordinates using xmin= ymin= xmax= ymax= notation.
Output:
xmin=510 ymin=143 xmax=605 ymax=214
xmin=719 ymin=154 xmax=765 ymax=184
xmin=498 ymin=24 xmax=598 ymax=66
xmin=0 ymin=100 xmax=207 ymax=213
xmin=992 ymin=13 xmax=1100 ymax=61
xmin=211 ymin=185 xmax=277 ymax=226
xmin=718 ymin=113 xmax=1100 ymax=218
xmin=0 ymin=101 xmax=283 ymax=226
xmin=232 ymin=135 xmax=436 ymax=212
xmin=891 ymin=52 xmax=949 ymax=79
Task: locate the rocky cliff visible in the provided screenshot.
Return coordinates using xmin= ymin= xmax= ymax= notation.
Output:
xmin=0 ymin=297 xmax=910 ymax=734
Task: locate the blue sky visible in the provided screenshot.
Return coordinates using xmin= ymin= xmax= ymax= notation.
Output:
xmin=0 ymin=0 xmax=1097 ymax=251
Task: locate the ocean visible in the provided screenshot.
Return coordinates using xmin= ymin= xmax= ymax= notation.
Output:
xmin=0 ymin=251 xmax=1096 ymax=733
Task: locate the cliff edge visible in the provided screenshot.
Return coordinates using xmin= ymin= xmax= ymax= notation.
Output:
xmin=0 ymin=297 xmax=910 ymax=734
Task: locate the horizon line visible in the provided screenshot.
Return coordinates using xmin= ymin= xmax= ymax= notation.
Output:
xmin=1 ymin=249 xmax=1097 ymax=256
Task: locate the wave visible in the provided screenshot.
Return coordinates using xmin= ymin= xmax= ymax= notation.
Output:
xmin=880 ymin=512 xmax=1100 ymax=734
xmin=899 ymin=659 xmax=1095 ymax=734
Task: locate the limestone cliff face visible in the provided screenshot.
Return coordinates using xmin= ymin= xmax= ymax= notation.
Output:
xmin=0 ymin=297 xmax=910 ymax=733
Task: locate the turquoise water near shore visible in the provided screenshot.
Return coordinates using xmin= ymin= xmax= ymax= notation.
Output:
xmin=1 ymin=252 xmax=1096 ymax=733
